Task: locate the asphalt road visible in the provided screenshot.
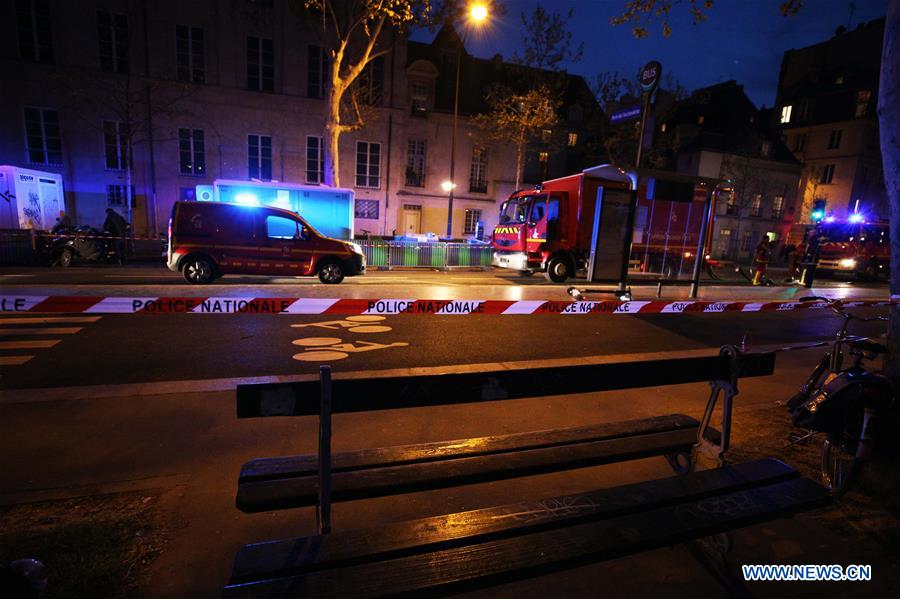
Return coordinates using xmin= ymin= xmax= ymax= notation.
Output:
xmin=0 ymin=307 xmax=889 ymax=390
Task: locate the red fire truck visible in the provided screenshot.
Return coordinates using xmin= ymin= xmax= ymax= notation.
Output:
xmin=491 ymin=166 xmax=721 ymax=282
xmin=813 ymin=219 xmax=890 ymax=280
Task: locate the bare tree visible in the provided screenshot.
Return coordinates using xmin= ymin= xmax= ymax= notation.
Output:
xmin=300 ymin=0 xmax=431 ymax=187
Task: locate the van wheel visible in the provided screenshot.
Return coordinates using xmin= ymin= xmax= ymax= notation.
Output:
xmin=318 ymin=260 xmax=345 ymax=284
xmin=545 ymin=255 xmax=571 ymax=283
xmin=182 ymin=256 xmax=215 ymax=284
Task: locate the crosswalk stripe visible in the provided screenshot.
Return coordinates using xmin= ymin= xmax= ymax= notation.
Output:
xmin=0 ymin=316 xmax=102 ymax=324
xmin=0 ymin=356 xmax=34 ymax=366
xmin=0 ymin=327 xmax=83 ymax=335
xmin=0 ymin=340 xmax=61 ymax=349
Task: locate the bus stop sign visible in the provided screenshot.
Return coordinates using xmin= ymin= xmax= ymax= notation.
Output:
xmin=640 ymin=61 xmax=662 ymax=93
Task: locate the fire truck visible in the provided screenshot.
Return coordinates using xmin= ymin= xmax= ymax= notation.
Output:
xmin=491 ymin=165 xmax=721 ymax=282
xmin=813 ymin=219 xmax=890 ymax=280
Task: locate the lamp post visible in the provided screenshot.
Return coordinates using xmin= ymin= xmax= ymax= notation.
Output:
xmin=446 ymin=3 xmax=488 ymax=238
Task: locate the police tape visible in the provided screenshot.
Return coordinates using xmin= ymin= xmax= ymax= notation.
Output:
xmin=0 ymin=296 xmax=893 ymax=315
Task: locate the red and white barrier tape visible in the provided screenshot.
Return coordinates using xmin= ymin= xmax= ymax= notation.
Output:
xmin=0 ymin=296 xmax=893 ymax=314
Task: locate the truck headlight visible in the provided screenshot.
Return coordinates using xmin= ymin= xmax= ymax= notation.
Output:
xmin=839 ymin=258 xmax=856 ymax=269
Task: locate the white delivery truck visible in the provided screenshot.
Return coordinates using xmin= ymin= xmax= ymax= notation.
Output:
xmin=0 ymin=165 xmax=65 ymax=231
xmin=195 ymin=180 xmax=355 ymax=240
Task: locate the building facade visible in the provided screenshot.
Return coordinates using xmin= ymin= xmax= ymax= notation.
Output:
xmin=774 ymin=18 xmax=887 ymax=224
xmin=1 ymin=0 xmax=601 ymax=239
xmin=656 ymin=81 xmax=802 ymax=261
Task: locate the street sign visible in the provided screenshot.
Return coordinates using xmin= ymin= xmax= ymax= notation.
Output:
xmin=639 ymin=60 xmax=662 ymax=93
xmin=610 ymin=106 xmax=641 ymax=123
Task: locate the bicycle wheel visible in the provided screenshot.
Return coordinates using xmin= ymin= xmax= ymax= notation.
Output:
xmin=820 ymin=405 xmax=865 ymax=496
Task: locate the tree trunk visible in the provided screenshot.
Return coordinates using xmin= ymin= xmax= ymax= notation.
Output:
xmin=514 ymin=130 xmax=525 ymax=190
xmin=880 ymin=1 xmax=900 ymax=387
xmin=324 ymin=84 xmax=341 ymax=187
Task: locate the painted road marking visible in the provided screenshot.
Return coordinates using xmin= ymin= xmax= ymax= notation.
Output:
xmin=292 ymin=340 xmax=409 ymax=362
xmin=291 ymin=315 xmax=392 ymax=333
xmin=0 ymin=316 xmax=102 ymax=324
xmin=0 ymin=327 xmax=82 ymax=335
xmin=0 ymin=356 xmax=34 ymax=366
xmin=0 ymin=340 xmax=61 ymax=349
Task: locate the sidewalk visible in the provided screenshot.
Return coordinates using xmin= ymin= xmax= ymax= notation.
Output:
xmin=1 ymin=347 xmax=898 ymax=597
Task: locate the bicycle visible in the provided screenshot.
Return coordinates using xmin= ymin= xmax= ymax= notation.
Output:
xmin=783 ymin=296 xmax=892 ymax=496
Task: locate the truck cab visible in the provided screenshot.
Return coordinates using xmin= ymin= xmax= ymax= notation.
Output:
xmin=492 ymin=190 xmax=567 ymax=278
xmin=814 ymin=220 xmax=890 ymax=280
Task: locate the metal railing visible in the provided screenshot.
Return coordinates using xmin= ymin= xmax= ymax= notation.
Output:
xmin=356 ymin=240 xmax=493 ymax=268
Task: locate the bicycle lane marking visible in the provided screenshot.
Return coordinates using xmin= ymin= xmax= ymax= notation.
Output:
xmin=289 ymin=315 xmax=410 ymax=363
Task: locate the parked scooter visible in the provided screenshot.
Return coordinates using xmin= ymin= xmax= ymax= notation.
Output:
xmin=44 ymin=226 xmax=126 ymax=267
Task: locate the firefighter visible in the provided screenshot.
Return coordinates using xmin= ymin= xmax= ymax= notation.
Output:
xmin=782 ymin=241 xmax=800 ymax=282
xmin=752 ymin=236 xmax=771 ymax=286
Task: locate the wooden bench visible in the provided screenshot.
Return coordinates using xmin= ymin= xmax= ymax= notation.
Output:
xmin=224 ymin=347 xmax=828 ymax=596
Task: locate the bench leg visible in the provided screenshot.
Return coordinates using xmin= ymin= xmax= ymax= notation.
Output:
xmin=691 ymin=345 xmax=740 ymax=472
xmin=317 ymin=365 xmax=333 ymax=535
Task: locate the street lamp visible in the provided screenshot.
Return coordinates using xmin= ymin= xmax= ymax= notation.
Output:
xmin=446 ymin=3 xmax=489 ymax=238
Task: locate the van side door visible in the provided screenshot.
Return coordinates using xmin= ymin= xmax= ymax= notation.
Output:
xmin=213 ymin=205 xmax=260 ymax=274
xmin=259 ymin=213 xmax=314 ymax=275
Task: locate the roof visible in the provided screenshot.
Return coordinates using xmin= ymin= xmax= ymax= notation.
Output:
xmin=406 ymin=23 xmax=602 ymax=120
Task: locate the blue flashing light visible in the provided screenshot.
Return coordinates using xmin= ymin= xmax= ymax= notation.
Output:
xmin=811 ymin=210 xmax=825 ymax=222
xmin=823 ymin=215 xmax=836 ymax=223
xmin=848 ymin=212 xmax=864 ymax=223
xmin=235 ymin=192 xmax=259 ymax=205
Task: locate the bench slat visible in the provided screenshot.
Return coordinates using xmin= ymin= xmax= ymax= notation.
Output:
xmin=230 ymin=458 xmax=798 ymax=583
xmin=224 ymin=475 xmax=828 ymax=598
xmin=237 ymin=427 xmax=705 ymax=512
xmin=239 ymin=414 xmax=701 ymax=483
xmin=237 ymin=352 xmax=776 ymax=418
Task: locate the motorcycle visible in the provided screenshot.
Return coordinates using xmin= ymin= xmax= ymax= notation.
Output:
xmin=44 ymin=226 xmax=124 ymax=267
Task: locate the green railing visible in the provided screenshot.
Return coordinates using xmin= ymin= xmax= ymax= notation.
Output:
xmin=356 ymin=240 xmax=493 ymax=268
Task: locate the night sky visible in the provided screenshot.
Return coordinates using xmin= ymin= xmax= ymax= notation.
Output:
xmin=412 ymin=0 xmax=887 ymax=107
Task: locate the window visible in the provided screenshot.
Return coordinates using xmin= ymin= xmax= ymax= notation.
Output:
xmin=106 ymin=185 xmax=133 ymax=207
xmin=469 ymin=146 xmax=488 ymax=193
xmin=176 ymin=26 xmax=204 ymax=83
xmin=405 ymin=139 xmax=426 ymax=187
xmin=567 ymin=132 xmax=578 ymax=147
xmin=750 ymin=194 xmax=762 ymax=217
xmin=307 ymin=45 xmax=326 ymax=98
xmin=463 ymin=209 xmax=482 ymax=234
xmin=716 ymin=228 xmax=732 ymax=255
xmin=97 ymin=11 xmax=128 ymax=73
xmin=820 ymin=163 xmax=835 ymax=184
xmin=23 ymin=107 xmax=62 ymax=165
xmin=247 ymin=36 xmax=273 ymax=91
xmin=358 ymin=57 xmax=384 ymax=105
xmin=660 ymin=122 xmax=667 ymax=133
xmin=772 ymin=195 xmax=785 ymax=219
xmin=530 ymin=198 xmax=546 ymax=222
xmin=103 ymin=121 xmax=128 ymax=170
xmin=827 ymin=129 xmax=842 ymax=150
xmin=538 ymin=151 xmax=548 ymax=163
xmin=178 ymin=128 xmax=205 ymax=176
xmin=856 ymin=90 xmax=871 ymax=117
xmin=760 ymin=142 xmax=770 ymax=157
xmin=355 ymin=199 xmax=379 ymax=220
xmin=266 ymin=215 xmax=300 ymax=239
xmin=541 ymin=129 xmax=552 ymax=143
xmin=355 ymin=141 xmax=380 ymax=188
xmin=741 ymin=231 xmax=754 ymax=252
xmin=793 ymin=133 xmax=807 ymax=153
xmin=410 ymin=80 xmax=430 ymax=115
xmin=16 ymin=0 xmax=53 ymax=63
xmin=305 ymin=136 xmax=324 ymax=184
xmin=546 ymin=196 xmax=560 ymax=241
xmin=697 ymin=115 xmax=705 ymax=125
xmin=725 ymin=192 xmax=736 ymax=215
xmin=780 ymin=105 xmax=792 ymax=124
xmin=247 ymin=134 xmax=272 ymax=180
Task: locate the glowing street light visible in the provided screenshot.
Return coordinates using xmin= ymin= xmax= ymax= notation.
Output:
xmin=446 ymin=3 xmax=489 ymax=237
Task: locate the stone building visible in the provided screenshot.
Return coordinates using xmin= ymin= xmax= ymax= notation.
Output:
xmin=774 ymin=18 xmax=887 ymax=223
xmin=0 ymin=0 xmax=602 ymax=239
xmin=655 ymin=81 xmax=802 ymax=261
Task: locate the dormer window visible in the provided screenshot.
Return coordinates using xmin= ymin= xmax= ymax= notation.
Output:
xmin=780 ymin=105 xmax=792 ymax=124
